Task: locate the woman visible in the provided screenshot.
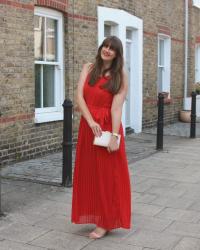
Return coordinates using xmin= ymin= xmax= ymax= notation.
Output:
xmin=71 ymin=36 xmax=131 ymax=239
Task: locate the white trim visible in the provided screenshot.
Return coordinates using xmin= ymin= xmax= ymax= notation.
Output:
xmin=157 ymin=34 xmax=171 ymax=94
xmin=98 ymin=6 xmax=143 ymax=134
xmin=184 ymin=96 xmax=200 ymax=117
xmin=41 ymin=65 xmax=43 ymax=107
xmin=195 ymin=45 xmax=200 ymax=82
xmin=184 ymin=0 xmax=189 ymax=110
xmin=35 ymin=7 xmax=63 ymax=20
xmin=34 ymin=7 xmax=64 ymax=124
xmin=35 ymin=111 xmax=63 ymax=123
xmin=35 ymin=61 xmax=59 ymax=65
xmin=193 ymin=0 xmax=200 ymax=8
xmin=197 ymin=95 xmax=200 ymax=116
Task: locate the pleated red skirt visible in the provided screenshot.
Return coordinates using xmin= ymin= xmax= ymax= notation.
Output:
xmin=71 ymin=76 xmax=131 ymax=230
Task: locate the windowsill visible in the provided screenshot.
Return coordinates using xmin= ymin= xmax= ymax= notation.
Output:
xmin=34 ymin=110 xmax=63 ymax=123
xmin=193 ymin=0 xmax=200 ymax=8
xmin=163 ymin=97 xmax=172 ymax=104
xmin=193 ymin=4 xmax=200 ymax=9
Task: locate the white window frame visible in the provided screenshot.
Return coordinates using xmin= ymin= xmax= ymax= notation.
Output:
xmin=195 ymin=44 xmax=200 ymax=83
xmin=157 ymin=34 xmax=171 ymax=95
xmin=34 ymin=7 xmax=64 ymax=123
xmin=193 ymin=0 xmax=200 ymax=8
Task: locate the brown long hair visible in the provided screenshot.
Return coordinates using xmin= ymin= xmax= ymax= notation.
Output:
xmin=88 ymin=36 xmax=124 ymax=94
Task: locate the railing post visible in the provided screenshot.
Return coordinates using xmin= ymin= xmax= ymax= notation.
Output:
xmin=190 ymin=91 xmax=196 ymax=138
xmin=156 ymin=93 xmax=164 ymax=150
xmin=62 ymin=99 xmax=73 ymax=187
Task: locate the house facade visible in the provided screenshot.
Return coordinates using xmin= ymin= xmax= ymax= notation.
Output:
xmin=0 ymin=0 xmax=199 ymax=166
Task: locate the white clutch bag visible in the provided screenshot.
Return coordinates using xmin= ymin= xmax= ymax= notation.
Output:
xmin=93 ymin=131 xmax=121 ymax=147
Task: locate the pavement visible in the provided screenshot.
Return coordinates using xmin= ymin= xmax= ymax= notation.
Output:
xmin=1 ymin=122 xmax=200 ymax=249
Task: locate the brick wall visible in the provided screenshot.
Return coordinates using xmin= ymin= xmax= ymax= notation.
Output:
xmin=35 ymin=0 xmax=68 ymax=12
xmin=0 ymin=0 xmax=67 ymax=166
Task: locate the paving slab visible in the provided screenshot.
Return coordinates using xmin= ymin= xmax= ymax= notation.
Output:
xmin=133 ymin=193 xmax=158 ymax=204
xmin=132 ymin=213 xmax=172 ymax=232
xmin=149 ymin=194 xmax=195 ymax=210
xmin=145 ymin=185 xmax=187 ymax=198
xmin=0 ymin=240 xmax=47 ymax=250
xmin=155 ymin=207 xmax=200 ymax=223
xmin=125 ymin=229 xmax=181 ymax=249
xmin=0 ymin=222 xmax=50 ymax=243
xmin=173 ymin=237 xmax=200 ymax=250
xmin=164 ymin=221 xmax=200 ymax=238
xmin=188 ymin=200 xmax=200 ymax=212
xmin=34 ymin=213 xmax=95 ymax=235
xmin=5 ymin=210 xmax=56 ymax=226
xmin=82 ymin=240 xmax=143 ymax=250
xmin=132 ymin=202 xmax=164 ymax=217
xmin=29 ymin=230 xmax=92 ymax=250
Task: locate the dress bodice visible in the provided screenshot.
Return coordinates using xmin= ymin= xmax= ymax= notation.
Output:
xmin=83 ymin=76 xmax=114 ymax=127
xmin=83 ymin=76 xmax=113 ymax=108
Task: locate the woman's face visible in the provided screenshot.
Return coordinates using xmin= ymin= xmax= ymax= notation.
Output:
xmin=100 ymin=45 xmax=116 ymax=62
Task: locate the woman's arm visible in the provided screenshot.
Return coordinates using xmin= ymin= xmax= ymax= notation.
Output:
xmin=107 ymin=69 xmax=128 ymax=152
xmin=111 ymin=69 xmax=128 ymax=133
xmin=76 ymin=63 xmax=102 ymax=137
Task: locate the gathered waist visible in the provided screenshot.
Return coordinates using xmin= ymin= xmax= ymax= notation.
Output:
xmin=86 ymin=103 xmax=111 ymax=126
xmin=87 ymin=103 xmax=111 ymax=110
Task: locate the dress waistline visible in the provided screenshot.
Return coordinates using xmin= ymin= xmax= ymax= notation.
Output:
xmin=87 ymin=104 xmax=111 ymax=110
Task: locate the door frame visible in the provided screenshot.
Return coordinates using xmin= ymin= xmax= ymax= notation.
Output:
xmin=98 ymin=6 xmax=143 ymax=133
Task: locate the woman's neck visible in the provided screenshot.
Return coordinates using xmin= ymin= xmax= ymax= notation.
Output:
xmin=102 ymin=61 xmax=112 ymax=76
xmin=102 ymin=61 xmax=112 ymax=70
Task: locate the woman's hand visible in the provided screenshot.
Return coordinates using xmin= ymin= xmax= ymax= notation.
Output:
xmin=107 ymin=135 xmax=119 ymax=153
xmin=88 ymin=120 xmax=102 ymax=137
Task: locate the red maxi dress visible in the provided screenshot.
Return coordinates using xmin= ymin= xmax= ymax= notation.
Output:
xmin=71 ymin=75 xmax=131 ymax=230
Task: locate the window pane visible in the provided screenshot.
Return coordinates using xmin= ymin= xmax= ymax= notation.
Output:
xmin=126 ymin=29 xmax=132 ymax=40
xmin=104 ymin=24 xmax=111 ymax=37
xmin=196 ymin=45 xmax=200 ymax=82
xmin=35 ymin=64 xmax=42 ymax=108
xmin=159 ymin=39 xmax=164 ymax=66
xmin=43 ymin=65 xmax=55 ymax=107
xmin=158 ymin=67 xmax=164 ymax=92
xmin=46 ymin=18 xmax=58 ymax=61
xmin=34 ymin=15 xmax=44 ymax=61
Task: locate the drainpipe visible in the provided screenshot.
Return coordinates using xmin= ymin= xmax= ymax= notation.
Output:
xmin=184 ymin=0 xmax=189 ymax=110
